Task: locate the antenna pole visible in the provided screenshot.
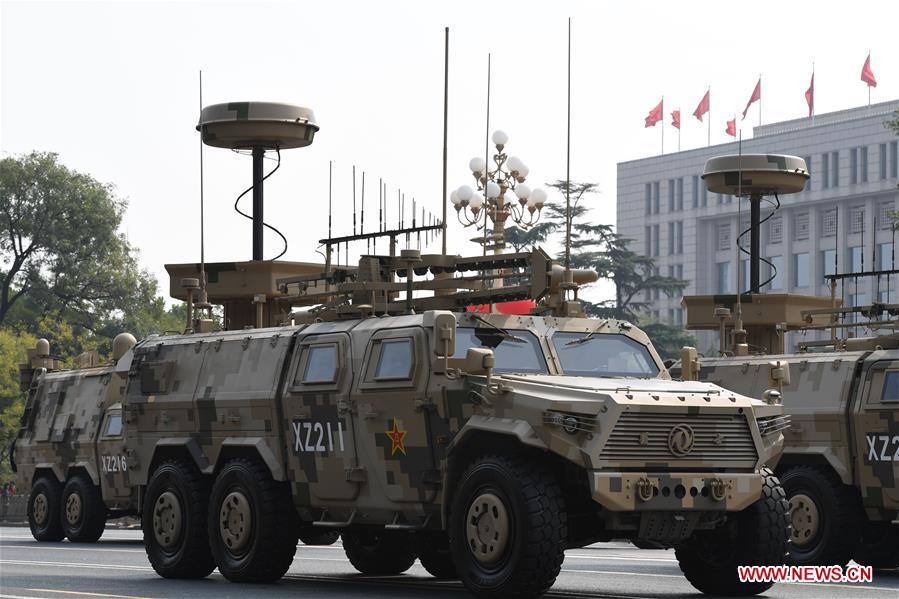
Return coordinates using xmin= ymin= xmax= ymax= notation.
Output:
xmin=564 ymin=17 xmax=572 ymax=270
xmin=198 ymin=70 xmax=207 ymax=312
xmin=251 ymin=145 xmax=265 ymax=260
xmin=326 ymin=161 xmax=333 ymax=273
xmin=352 ymin=165 xmax=357 ymax=235
xmin=484 ymin=53 xmax=491 ymax=259
xmin=442 ymin=26 xmax=449 ymax=254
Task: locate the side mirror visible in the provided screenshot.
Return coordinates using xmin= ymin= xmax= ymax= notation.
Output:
xmin=464 ymin=347 xmax=495 ymax=375
xmin=424 ymin=310 xmax=456 ymax=358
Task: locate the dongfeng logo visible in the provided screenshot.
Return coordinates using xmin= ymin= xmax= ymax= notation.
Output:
xmin=668 ymin=424 xmax=695 ymax=457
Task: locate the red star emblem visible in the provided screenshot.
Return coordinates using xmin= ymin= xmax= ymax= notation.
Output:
xmin=385 ymin=418 xmax=407 ymax=456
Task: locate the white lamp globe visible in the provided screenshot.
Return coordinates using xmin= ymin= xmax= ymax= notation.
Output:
xmin=518 ymin=163 xmax=530 ymax=178
xmin=457 ymin=185 xmax=473 ymax=201
xmin=505 ymin=188 xmax=518 ymax=204
xmin=470 ymin=193 xmax=484 ymax=209
xmin=531 ymin=188 xmax=547 ymax=206
xmin=450 ymin=190 xmax=461 ymax=205
xmin=469 ymin=157 xmax=486 ymax=174
xmin=486 ymin=181 xmax=501 ymax=199
xmin=492 ymin=130 xmax=509 ymax=146
xmin=526 ymin=196 xmax=537 ymax=208
xmin=506 ymin=156 xmax=524 ymax=173
xmin=515 ymin=183 xmax=532 ymax=199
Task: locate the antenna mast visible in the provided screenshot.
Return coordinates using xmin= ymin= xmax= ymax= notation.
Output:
xmin=442 ymin=26 xmax=449 ymax=254
xmin=564 ymin=17 xmax=572 ymax=270
xmin=198 ymin=70 xmax=208 ymax=309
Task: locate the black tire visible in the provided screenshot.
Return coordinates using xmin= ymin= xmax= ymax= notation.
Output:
xmin=342 ymin=529 xmax=417 ymax=575
xmin=853 ymin=522 xmax=899 ymax=569
xmin=28 ymin=475 xmax=65 ymax=542
xmin=779 ymin=465 xmax=860 ymax=566
xmin=298 ymin=528 xmax=340 ymax=546
xmin=416 ymin=531 xmax=458 ymax=579
xmin=676 ymin=469 xmax=790 ymax=596
xmin=142 ymin=460 xmax=216 ymax=579
xmin=61 ymin=475 xmax=107 ymax=543
xmin=208 ymin=457 xmax=299 ymax=583
xmin=449 ymin=455 xmax=567 ymax=598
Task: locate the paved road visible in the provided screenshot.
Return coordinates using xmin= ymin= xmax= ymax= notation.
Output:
xmin=1 ymin=526 xmax=897 ymax=598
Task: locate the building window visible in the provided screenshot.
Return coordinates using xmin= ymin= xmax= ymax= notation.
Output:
xmin=717 ymin=223 xmax=731 ymax=251
xmin=892 ymin=141 xmax=899 ymax=178
xmin=793 ymin=253 xmax=810 ymax=287
xmin=701 ymin=184 xmax=708 ymax=207
xmin=831 ymin=151 xmax=839 ymax=187
xmin=850 ymin=148 xmax=858 ymax=184
xmin=675 ymin=308 xmax=684 ymax=326
xmin=675 ymin=263 xmax=683 ymax=280
xmin=644 ymin=226 xmax=651 ymax=257
xmin=822 ymin=152 xmax=830 ymax=188
xmin=861 ymin=146 xmax=868 ymax=183
xmin=740 ymin=258 xmax=750 ymax=294
xmin=717 ymin=261 xmax=732 ymax=294
xmin=849 ymin=246 xmax=863 ymax=272
xmin=768 ymin=216 xmax=783 ymax=244
xmin=794 ymin=212 xmax=809 ymax=240
xmin=878 ymin=242 xmax=894 ymax=271
xmin=676 ymin=178 xmax=684 ymax=211
xmin=676 ymin=221 xmax=683 ymax=254
xmin=768 ymin=256 xmax=784 ymax=291
xmin=645 ymin=183 xmax=652 ymax=215
xmin=879 ymin=290 xmax=897 ymax=304
xmin=822 ymin=208 xmax=837 ymax=237
xmin=653 ymin=181 xmax=660 ymax=214
xmin=879 ymin=202 xmax=894 ymax=230
xmin=804 ymin=155 xmax=812 ymax=191
xmin=652 ymin=267 xmax=660 ymax=299
xmin=668 ymin=179 xmax=676 ymax=212
xmin=692 ymin=175 xmax=699 ymax=208
xmin=849 ymin=206 xmax=865 ymax=234
xmin=821 ymin=248 xmax=836 ymax=283
xmin=652 ymin=224 xmax=660 ymax=257
xmin=849 ymin=293 xmax=868 ymax=323
xmin=668 ymin=222 xmax=676 ymax=254
xmin=881 ymin=143 xmax=889 ymax=179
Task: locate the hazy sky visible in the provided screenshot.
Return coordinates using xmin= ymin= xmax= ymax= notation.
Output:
xmin=3 ymin=0 xmax=898 ymax=303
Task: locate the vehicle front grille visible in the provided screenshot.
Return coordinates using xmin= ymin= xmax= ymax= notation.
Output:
xmin=600 ymin=412 xmax=758 ymax=464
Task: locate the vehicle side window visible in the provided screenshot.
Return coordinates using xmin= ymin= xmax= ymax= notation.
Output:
xmin=881 ymin=371 xmax=899 ymax=402
xmin=300 ymin=344 xmax=338 ymax=384
xmin=374 ymin=339 xmax=413 ymax=380
xmin=103 ymin=413 xmax=123 ymax=437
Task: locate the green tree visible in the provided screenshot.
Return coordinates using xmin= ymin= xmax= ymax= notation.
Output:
xmin=0 ymin=328 xmax=35 ymax=480
xmin=886 ymin=109 xmax=899 ymax=136
xmin=0 ymin=152 xmax=155 ymax=332
xmin=639 ymin=322 xmax=697 ymax=362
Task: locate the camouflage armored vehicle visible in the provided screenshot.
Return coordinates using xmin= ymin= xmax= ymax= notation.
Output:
xmin=113 ymin=246 xmax=790 ymax=598
xmin=678 ymin=290 xmax=899 ymax=571
xmin=12 ymin=334 xmax=138 ymax=542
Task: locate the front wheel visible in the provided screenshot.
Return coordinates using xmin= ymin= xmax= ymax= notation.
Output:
xmin=28 ymin=476 xmax=65 ymax=542
xmin=61 ymin=475 xmax=107 ymax=543
xmin=449 ymin=455 xmax=567 ymax=598
xmin=675 ymin=469 xmax=790 ymax=596
xmin=208 ymin=458 xmax=298 ymax=583
xmin=142 ymin=460 xmax=215 ymax=579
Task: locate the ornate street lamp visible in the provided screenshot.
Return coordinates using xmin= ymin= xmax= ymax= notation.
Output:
xmin=451 ymin=130 xmax=547 ymax=251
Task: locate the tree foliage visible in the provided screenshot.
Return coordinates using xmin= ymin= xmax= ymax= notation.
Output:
xmin=639 ymin=323 xmax=697 ymax=362
xmin=887 ymin=109 xmax=899 ymax=137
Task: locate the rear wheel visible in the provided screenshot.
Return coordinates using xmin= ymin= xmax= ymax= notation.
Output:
xmin=28 ymin=476 xmax=65 ymax=542
xmin=61 ymin=475 xmax=107 ymax=543
xmin=853 ymin=522 xmax=899 ymax=569
xmin=416 ymin=531 xmax=457 ymax=579
xmin=449 ymin=455 xmax=567 ymax=598
xmin=676 ymin=469 xmax=789 ymax=596
xmin=208 ymin=458 xmax=298 ymax=583
xmin=342 ymin=529 xmax=417 ymax=575
xmin=779 ymin=465 xmax=859 ymax=566
xmin=142 ymin=460 xmax=215 ymax=579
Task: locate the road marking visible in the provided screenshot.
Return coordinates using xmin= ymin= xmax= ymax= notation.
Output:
xmin=565 ymin=553 xmax=676 ymax=563
xmin=29 ymin=590 xmax=153 ymax=599
xmin=4 ymin=544 xmax=145 ymax=554
xmin=0 ymin=559 xmax=154 ymax=572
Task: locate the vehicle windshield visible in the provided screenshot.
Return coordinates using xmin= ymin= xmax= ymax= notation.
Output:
xmin=551 ymin=332 xmax=659 ymax=378
xmin=453 ymin=327 xmax=548 ymax=374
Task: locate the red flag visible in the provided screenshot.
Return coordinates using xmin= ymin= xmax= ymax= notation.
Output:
xmin=693 ymin=90 xmax=710 ymax=121
xmin=805 ymin=72 xmax=814 ymax=117
xmin=645 ymin=99 xmax=663 ymax=127
xmin=671 ymin=110 xmax=681 ymax=129
xmin=861 ymin=54 xmax=877 ymax=87
xmin=726 ymin=118 xmax=736 ymax=137
xmin=742 ymin=78 xmax=761 ymax=120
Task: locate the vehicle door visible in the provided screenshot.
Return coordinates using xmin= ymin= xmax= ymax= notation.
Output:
xmin=853 ymin=357 xmax=899 ymax=512
xmin=353 ymin=326 xmax=437 ymax=504
xmin=282 ymin=332 xmax=360 ymax=503
xmin=96 ymin=404 xmax=130 ymax=501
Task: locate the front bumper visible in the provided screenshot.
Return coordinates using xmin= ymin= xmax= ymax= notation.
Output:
xmin=590 ymin=472 xmax=763 ymax=512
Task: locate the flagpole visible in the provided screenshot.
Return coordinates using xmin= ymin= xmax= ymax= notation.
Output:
xmin=811 ymin=61 xmax=815 ymax=125
xmin=678 ymin=108 xmax=681 ymax=151
xmin=758 ymin=74 xmax=762 ymax=126
xmin=707 ymin=87 xmax=711 ymax=147
xmin=661 ymin=96 xmax=664 ymax=155
xmin=868 ymin=51 xmax=871 ymax=106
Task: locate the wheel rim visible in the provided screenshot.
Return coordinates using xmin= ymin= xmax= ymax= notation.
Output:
xmin=790 ymin=493 xmax=821 ymax=548
xmin=152 ymin=491 xmax=183 ymax=550
xmin=466 ymin=492 xmax=510 ymax=565
xmin=65 ymin=491 xmax=82 ymax=526
xmin=33 ymin=492 xmax=49 ymax=526
xmin=219 ymin=490 xmax=252 ymax=553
